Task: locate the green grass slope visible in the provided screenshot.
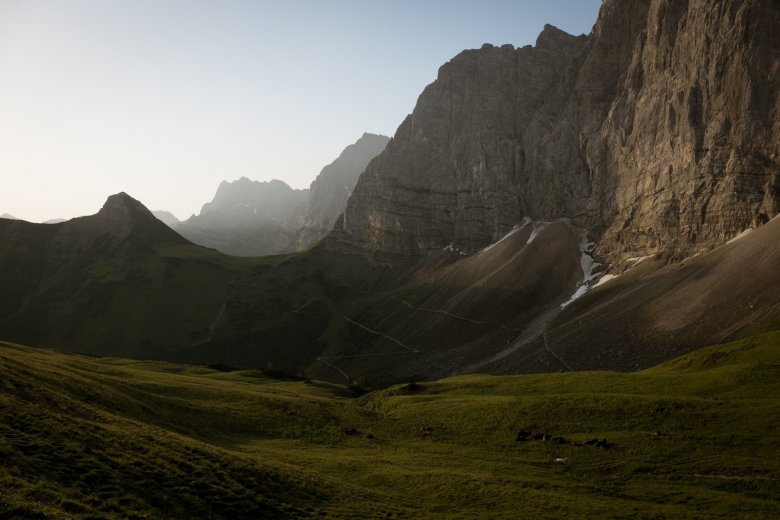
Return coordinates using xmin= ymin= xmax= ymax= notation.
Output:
xmin=1 ymin=331 xmax=779 ymax=518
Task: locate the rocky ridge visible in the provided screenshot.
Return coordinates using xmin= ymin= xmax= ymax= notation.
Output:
xmin=297 ymin=133 xmax=389 ymax=249
xmin=332 ymin=0 xmax=780 ymax=268
xmin=175 ymin=134 xmax=388 ymax=256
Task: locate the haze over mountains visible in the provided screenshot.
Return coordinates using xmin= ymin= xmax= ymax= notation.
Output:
xmin=0 ymin=0 xmax=778 ymax=387
xmin=151 ymin=210 xmax=180 ymax=226
xmin=173 ymin=133 xmax=389 ymax=256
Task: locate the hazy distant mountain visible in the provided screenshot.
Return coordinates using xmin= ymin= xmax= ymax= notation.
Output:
xmin=174 ymin=178 xmax=309 ymax=256
xmin=43 ymin=218 xmax=66 ymax=224
xmin=0 ymin=213 xmax=17 ymax=220
xmin=297 ymin=133 xmax=389 ymax=249
xmin=152 ymin=210 xmax=180 ymax=226
xmin=176 ymin=134 xmax=388 ymax=256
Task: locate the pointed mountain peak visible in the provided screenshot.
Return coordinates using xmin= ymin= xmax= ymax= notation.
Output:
xmin=535 ymin=24 xmax=580 ymax=50
xmin=89 ymin=192 xmax=190 ymax=245
xmin=97 ymin=192 xmax=153 ymax=223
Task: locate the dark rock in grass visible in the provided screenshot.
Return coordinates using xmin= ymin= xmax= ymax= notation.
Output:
xmin=402 ymin=382 xmax=424 ymax=393
xmin=594 ymin=439 xmax=614 ymax=449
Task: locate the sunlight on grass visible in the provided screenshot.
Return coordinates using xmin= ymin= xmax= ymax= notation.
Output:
xmin=1 ymin=332 xmax=779 ymax=518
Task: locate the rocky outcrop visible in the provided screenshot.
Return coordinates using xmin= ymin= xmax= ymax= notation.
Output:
xmin=333 ymin=0 xmax=780 ymax=267
xmin=297 ymin=133 xmax=389 ymax=249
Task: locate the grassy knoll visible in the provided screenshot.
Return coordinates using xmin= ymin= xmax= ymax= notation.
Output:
xmin=1 ymin=331 xmax=779 ymax=518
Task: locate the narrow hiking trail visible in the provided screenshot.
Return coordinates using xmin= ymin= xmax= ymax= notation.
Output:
xmin=188 ymin=301 xmax=227 ymax=348
xmin=315 ymin=313 xmax=420 ymax=382
xmin=340 ymin=315 xmax=419 ymax=353
xmin=399 ymin=299 xmax=521 ymax=332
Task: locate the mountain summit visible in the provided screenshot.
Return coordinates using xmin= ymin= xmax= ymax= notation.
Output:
xmin=97 ymin=192 xmax=155 ymax=224
xmin=85 ymin=192 xmax=189 ymax=244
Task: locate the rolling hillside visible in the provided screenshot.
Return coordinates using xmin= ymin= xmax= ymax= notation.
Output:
xmin=2 ymin=332 xmax=779 ymax=518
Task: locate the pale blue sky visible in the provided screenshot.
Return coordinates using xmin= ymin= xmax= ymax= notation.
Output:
xmin=0 ymin=0 xmax=602 ymax=222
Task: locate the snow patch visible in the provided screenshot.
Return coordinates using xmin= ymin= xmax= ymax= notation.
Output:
xmin=560 ymin=239 xmax=601 ymax=309
xmin=726 ymin=228 xmax=754 ymax=244
xmin=443 ymin=243 xmax=455 ymax=252
xmin=627 ymin=255 xmax=652 ymax=265
xmin=585 ymin=254 xmax=654 ymax=293
xmin=592 ymin=273 xmax=618 ymax=288
xmin=526 ymin=221 xmax=550 ymax=245
xmin=478 ymin=218 xmax=532 ymax=255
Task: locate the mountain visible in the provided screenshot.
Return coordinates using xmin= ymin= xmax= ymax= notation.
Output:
xmin=0 ymin=191 xmax=378 ymax=369
xmin=297 ymin=133 xmax=390 ymax=249
xmin=1 ymin=1 xmax=778 ymax=386
xmin=174 ymin=178 xmax=309 ymax=256
xmin=176 ymin=134 xmax=388 ymax=257
xmin=1 ymin=213 xmax=17 ymax=220
xmin=0 ymin=193 xmax=251 ymax=358
xmin=43 ymin=218 xmax=67 ymax=224
xmin=333 ymin=0 xmax=780 ymax=268
xmin=152 ymin=210 xmax=180 ymax=226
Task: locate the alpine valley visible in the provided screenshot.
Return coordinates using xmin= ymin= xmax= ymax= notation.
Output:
xmin=2 ymin=1 xmax=779 ymax=518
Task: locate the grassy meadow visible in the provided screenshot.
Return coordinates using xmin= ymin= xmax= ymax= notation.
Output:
xmin=1 ymin=331 xmax=779 ymax=518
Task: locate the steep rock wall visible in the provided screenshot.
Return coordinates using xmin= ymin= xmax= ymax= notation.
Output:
xmin=297 ymin=133 xmax=389 ymax=249
xmin=332 ymin=0 xmax=780 ymax=267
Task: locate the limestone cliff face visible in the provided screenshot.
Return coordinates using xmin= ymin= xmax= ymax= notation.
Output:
xmin=333 ymin=0 xmax=780 ymax=266
xmin=297 ymin=133 xmax=389 ymax=249
xmin=591 ymin=0 xmax=780 ymax=262
xmin=334 ymin=28 xmax=588 ymax=258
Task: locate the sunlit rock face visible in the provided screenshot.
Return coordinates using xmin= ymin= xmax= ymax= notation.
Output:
xmin=332 ymin=0 xmax=780 ymax=266
xmin=297 ymin=133 xmax=389 ymax=250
